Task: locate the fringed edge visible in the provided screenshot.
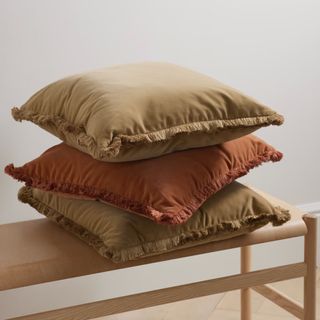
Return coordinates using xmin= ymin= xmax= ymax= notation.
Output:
xmin=17 ymin=186 xmax=114 ymax=260
xmin=12 ymin=106 xmax=284 ymax=160
xmin=167 ymin=150 xmax=284 ymax=224
xmin=5 ymin=149 xmax=283 ymax=225
xmin=5 ymin=163 xmax=158 ymax=223
xmin=18 ymin=186 xmax=290 ymax=263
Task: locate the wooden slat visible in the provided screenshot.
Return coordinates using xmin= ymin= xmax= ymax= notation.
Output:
xmin=303 ymin=214 xmax=318 ymax=320
xmin=241 ymin=246 xmax=251 ymax=320
xmin=253 ymin=284 xmax=304 ymax=319
xmin=10 ymin=262 xmax=307 ymax=320
xmin=0 ymin=215 xmax=307 ymax=291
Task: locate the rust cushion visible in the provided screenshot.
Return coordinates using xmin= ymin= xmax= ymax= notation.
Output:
xmin=6 ymin=135 xmax=282 ymax=225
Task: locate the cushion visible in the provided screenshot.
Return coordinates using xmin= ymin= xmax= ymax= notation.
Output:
xmin=18 ymin=182 xmax=290 ymax=262
xmin=6 ymin=135 xmax=283 ymax=225
xmin=12 ymin=62 xmax=283 ymax=162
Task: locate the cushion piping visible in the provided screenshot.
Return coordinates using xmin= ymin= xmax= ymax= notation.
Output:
xmin=11 ymin=106 xmax=284 ymax=160
xmin=18 ymin=186 xmax=290 ymax=263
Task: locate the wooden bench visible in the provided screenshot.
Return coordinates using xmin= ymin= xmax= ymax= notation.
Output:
xmin=0 ymin=189 xmax=317 ymax=320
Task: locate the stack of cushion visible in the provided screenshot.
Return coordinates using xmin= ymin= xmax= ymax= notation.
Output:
xmin=5 ymin=62 xmax=290 ymax=262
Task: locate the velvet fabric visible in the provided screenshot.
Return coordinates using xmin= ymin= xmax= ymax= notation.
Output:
xmin=6 ymin=135 xmax=282 ymax=224
xmin=18 ymin=182 xmax=290 ymax=262
xmin=12 ymin=62 xmax=283 ymax=162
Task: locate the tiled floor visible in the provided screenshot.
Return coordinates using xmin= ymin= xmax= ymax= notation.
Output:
xmin=96 ymin=270 xmax=319 ymax=320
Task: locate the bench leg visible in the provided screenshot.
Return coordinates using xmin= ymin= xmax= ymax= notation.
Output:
xmin=241 ymin=245 xmax=251 ymax=320
xmin=303 ymin=214 xmax=318 ymax=320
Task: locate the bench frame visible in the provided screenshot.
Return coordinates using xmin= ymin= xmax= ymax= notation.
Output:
xmin=9 ymin=214 xmax=318 ymax=320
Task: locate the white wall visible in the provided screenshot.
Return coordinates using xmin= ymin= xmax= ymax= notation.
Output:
xmin=0 ymin=0 xmax=319 ymax=318
xmin=1 ymin=0 xmax=320 ymax=224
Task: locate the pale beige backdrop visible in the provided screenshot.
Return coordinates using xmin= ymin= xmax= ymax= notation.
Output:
xmin=0 ymin=0 xmax=319 ymax=319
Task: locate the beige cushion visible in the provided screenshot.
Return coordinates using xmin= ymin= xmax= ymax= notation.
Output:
xmin=12 ymin=62 xmax=283 ymax=162
xmin=18 ymin=182 xmax=290 ymax=263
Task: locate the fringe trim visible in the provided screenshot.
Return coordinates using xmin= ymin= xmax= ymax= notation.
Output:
xmin=5 ymin=150 xmax=283 ymax=225
xmin=18 ymin=186 xmax=290 ymax=263
xmin=11 ymin=106 xmax=284 ymax=160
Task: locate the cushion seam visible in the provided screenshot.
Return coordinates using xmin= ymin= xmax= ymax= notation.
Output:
xmin=12 ymin=107 xmax=283 ymax=160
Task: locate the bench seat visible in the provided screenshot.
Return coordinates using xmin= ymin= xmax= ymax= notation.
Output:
xmin=0 ymin=188 xmax=307 ymax=291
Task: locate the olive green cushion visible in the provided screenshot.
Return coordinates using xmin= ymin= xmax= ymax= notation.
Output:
xmin=12 ymin=62 xmax=283 ymax=162
xmin=18 ymin=182 xmax=290 ymax=262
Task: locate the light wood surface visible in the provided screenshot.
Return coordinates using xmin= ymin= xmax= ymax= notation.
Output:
xmin=0 ymin=188 xmax=308 ymax=291
xmin=304 ymin=214 xmax=318 ymax=320
xmin=97 ymin=271 xmax=319 ymax=320
xmin=241 ymin=246 xmax=251 ymax=320
xmin=253 ymin=284 xmax=304 ymax=319
xmin=10 ymin=263 xmax=306 ymax=320
xmin=1 ymin=187 xmax=316 ymax=320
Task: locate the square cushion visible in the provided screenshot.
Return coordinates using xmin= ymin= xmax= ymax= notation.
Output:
xmin=12 ymin=62 xmax=283 ymax=162
xmin=6 ymin=135 xmax=282 ymax=225
xmin=18 ymin=182 xmax=290 ymax=262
